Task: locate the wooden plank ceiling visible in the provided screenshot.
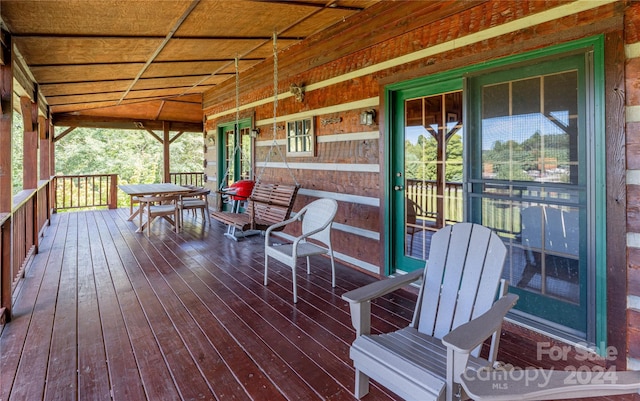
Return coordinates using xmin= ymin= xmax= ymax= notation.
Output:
xmin=0 ymin=0 xmax=379 ymax=131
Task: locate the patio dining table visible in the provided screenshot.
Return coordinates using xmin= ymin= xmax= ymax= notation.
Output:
xmin=118 ymin=183 xmax=193 ymax=223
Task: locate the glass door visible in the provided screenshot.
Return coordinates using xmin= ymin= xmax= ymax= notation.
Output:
xmin=390 ymin=81 xmax=464 ymax=272
xmin=466 ymin=54 xmax=591 ymax=337
xmin=217 ymin=118 xmax=253 ymax=188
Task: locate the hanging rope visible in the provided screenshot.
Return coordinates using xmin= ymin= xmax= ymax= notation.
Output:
xmin=256 ymin=30 xmax=299 ymax=186
xmin=218 ymin=55 xmax=247 ymax=191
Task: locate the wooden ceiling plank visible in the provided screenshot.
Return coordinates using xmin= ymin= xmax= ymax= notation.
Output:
xmin=118 ymin=0 xmax=200 ymax=105
xmin=31 ymin=63 xmax=144 ymax=84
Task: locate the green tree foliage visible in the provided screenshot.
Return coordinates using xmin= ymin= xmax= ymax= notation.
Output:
xmin=53 ymin=127 xmax=203 ymax=207
xmin=55 ymin=127 xmax=202 ymax=179
xmin=12 ymin=114 xmax=24 ymax=195
xmin=483 ymin=131 xmax=571 ymax=182
xmin=404 ymin=132 xmax=464 ymax=182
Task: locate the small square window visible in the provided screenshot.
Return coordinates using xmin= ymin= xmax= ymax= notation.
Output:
xmin=286 ymin=118 xmax=315 ymax=157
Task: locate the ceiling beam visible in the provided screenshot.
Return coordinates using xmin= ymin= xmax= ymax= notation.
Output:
xmin=52 ymin=114 xmax=203 ymax=132
xmin=13 ymin=34 xmax=300 ymax=41
xmin=53 ymin=126 xmax=76 ymax=143
xmin=248 ymin=0 xmax=364 ymax=11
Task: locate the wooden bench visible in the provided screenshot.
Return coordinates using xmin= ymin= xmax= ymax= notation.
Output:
xmin=211 ymin=182 xmax=299 ymax=233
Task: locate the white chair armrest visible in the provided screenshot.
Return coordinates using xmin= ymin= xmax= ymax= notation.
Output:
xmin=342 ymin=268 xmax=424 ymax=304
xmin=342 ymin=269 xmax=424 ymax=336
xmin=442 ymin=293 xmax=518 ymax=353
xmin=265 ymin=213 xmax=303 ymax=239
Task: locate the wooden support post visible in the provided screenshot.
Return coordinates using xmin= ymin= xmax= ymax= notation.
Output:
xmin=20 ymin=96 xmax=38 ymax=190
xmin=39 ymin=117 xmax=50 ymax=180
xmin=109 ymin=174 xmax=118 ymax=209
xmin=0 ymin=30 xmax=12 ymax=322
xmin=1 ymin=217 xmax=10 ymax=324
xmin=0 ymin=31 xmax=12 ymax=213
xmin=163 ymin=122 xmax=171 ymax=183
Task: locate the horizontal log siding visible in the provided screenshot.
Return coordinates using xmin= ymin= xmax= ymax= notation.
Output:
xmin=625 ymin=1 xmax=640 ymax=371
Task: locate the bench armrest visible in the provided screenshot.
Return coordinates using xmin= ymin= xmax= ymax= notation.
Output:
xmin=342 ymin=269 xmax=424 ymax=336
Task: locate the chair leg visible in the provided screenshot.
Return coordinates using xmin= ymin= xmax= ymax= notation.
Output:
xmin=292 ymin=266 xmax=298 ymax=303
xmin=139 ymin=203 xmax=144 ymax=234
xmin=354 ymin=368 xmax=370 ymax=398
xmin=306 ymin=256 xmax=311 ymax=275
xmin=329 ymin=251 xmax=336 ymax=288
xmin=146 ymin=209 xmax=151 ymax=237
xmin=264 ymin=256 xmax=269 ymax=286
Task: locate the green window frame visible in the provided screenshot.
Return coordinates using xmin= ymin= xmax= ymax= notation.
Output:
xmin=286 ymin=118 xmax=315 ymax=157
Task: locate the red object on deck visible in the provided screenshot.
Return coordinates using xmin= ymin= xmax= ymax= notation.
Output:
xmin=228 ymin=180 xmax=255 ymax=201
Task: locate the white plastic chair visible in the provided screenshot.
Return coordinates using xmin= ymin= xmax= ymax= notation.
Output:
xmin=264 ymin=198 xmax=338 ymax=303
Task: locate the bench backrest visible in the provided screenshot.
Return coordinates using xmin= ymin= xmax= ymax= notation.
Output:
xmin=246 ymin=182 xmax=299 ymax=228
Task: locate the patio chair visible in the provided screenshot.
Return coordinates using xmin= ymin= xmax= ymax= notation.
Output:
xmin=137 ymin=194 xmax=181 ymax=237
xmin=179 ymin=187 xmax=211 ymax=227
xmin=264 ymin=198 xmax=338 ymax=303
xmin=342 ymin=222 xmax=518 ymax=401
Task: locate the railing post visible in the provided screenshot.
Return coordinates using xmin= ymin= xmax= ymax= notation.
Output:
xmin=0 ymin=216 xmax=11 ymax=323
xmin=52 ymin=176 xmax=58 ymax=213
xmin=109 ymin=174 xmax=118 ymax=209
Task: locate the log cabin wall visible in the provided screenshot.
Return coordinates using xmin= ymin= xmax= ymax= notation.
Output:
xmin=204 ymin=0 xmax=640 ymax=368
xmin=204 ymin=1 xmax=626 ymax=265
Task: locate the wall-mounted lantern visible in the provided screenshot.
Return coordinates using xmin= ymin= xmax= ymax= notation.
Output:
xmin=360 ymin=109 xmax=376 ymax=126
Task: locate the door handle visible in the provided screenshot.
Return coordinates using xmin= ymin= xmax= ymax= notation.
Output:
xmin=394 ymin=185 xmax=403 ymax=191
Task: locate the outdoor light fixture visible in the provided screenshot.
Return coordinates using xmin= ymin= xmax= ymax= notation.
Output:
xmin=250 ymin=128 xmax=260 ymax=138
xmin=360 ymin=109 xmax=376 ymax=126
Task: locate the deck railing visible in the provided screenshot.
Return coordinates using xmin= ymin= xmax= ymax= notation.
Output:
xmin=405 ymin=179 xmax=464 ymax=226
xmin=52 ymin=173 xmax=205 ymax=212
xmin=170 ymin=172 xmax=204 ymax=187
xmin=1 ymin=181 xmax=51 ymax=323
xmin=53 ymin=174 xmax=118 ymax=211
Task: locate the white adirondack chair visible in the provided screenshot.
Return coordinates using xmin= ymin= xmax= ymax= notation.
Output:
xmin=264 ymin=198 xmax=338 ymax=303
xmin=342 ymin=223 xmax=519 ymax=401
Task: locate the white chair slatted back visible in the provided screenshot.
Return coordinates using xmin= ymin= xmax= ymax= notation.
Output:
xmin=414 ymin=223 xmax=507 ymax=342
xmin=301 ymin=198 xmax=337 ymax=246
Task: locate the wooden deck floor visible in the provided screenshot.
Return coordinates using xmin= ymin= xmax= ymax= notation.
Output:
xmin=1 ymin=209 xmax=635 ymax=401
xmin=0 ymin=209 xmax=417 ymax=401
